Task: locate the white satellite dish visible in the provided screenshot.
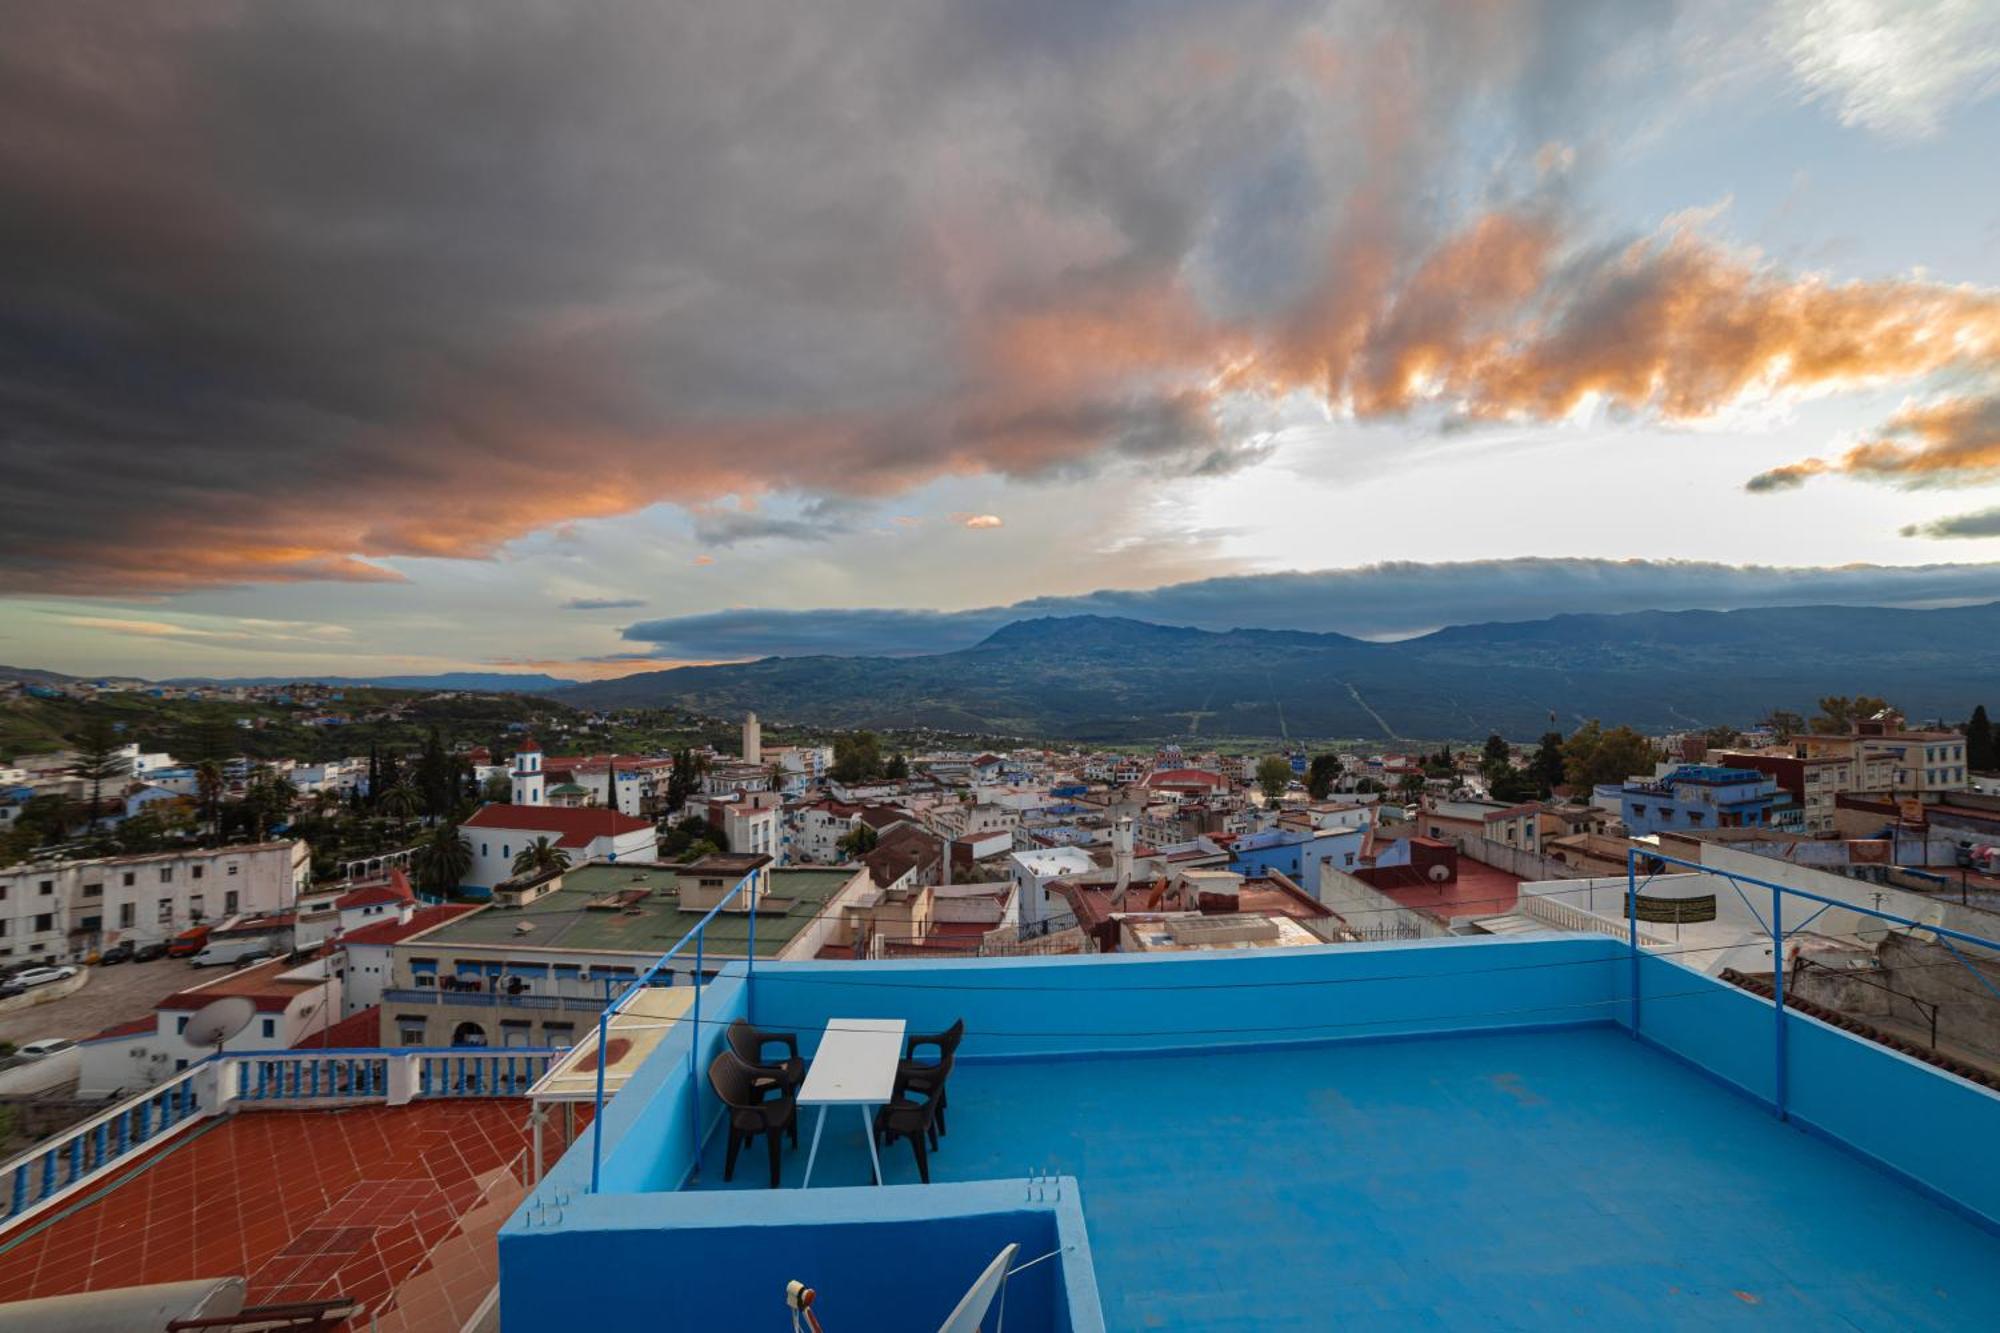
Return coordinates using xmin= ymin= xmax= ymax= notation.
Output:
xmin=183 ymin=996 xmax=257 ymax=1053
xmin=938 ymin=1243 xmax=1017 ymax=1333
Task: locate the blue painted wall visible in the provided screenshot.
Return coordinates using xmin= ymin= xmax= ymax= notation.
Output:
xmin=501 ymin=1180 xmax=1099 ymax=1331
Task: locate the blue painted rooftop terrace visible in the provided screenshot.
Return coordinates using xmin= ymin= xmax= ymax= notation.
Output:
xmin=501 ymin=933 xmax=2000 ymax=1331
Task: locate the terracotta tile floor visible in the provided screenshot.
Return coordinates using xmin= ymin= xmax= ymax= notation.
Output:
xmin=0 ymin=1101 xmax=535 ymax=1328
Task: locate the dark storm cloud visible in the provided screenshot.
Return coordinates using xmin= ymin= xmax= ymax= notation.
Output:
xmin=0 ymin=0 xmax=1693 ymax=594
xmin=617 ymin=557 xmax=2000 ymax=656
xmin=1902 ymin=509 xmax=2000 ymax=540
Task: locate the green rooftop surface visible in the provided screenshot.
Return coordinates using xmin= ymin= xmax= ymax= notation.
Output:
xmin=424 ymin=862 xmax=858 ymax=956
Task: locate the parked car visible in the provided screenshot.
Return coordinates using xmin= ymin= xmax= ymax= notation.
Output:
xmin=14 ymin=1037 xmax=76 ymax=1061
xmin=133 ymin=940 xmax=170 ymax=963
xmin=11 ymin=965 xmax=78 ymax=988
xmin=98 ymin=941 xmax=136 ymax=965
xmin=189 ymin=936 xmax=276 ymax=969
xmin=0 ymin=981 xmax=24 ymax=1000
xmin=166 ymin=925 xmax=211 ymax=958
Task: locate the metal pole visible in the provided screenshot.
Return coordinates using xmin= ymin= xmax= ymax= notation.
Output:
xmin=747 ymin=873 xmax=757 ymax=1025
xmin=1771 ymin=883 xmax=1788 ymax=1121
xmin=588 ymin=1003 xmax=611 ymax=1193
xmin=690 ymin=925 xmax=705 ymax=1182
xmin=1626 ymin=849 xmax=1640 ymax=1036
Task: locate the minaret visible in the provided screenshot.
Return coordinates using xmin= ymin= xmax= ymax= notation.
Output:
xmin=511 ymin=739 xmax=545 ymax=806
xmin=742 ymin=712 xmax=762 ymax=766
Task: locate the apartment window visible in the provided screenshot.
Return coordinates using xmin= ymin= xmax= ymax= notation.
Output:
xmin=481 ymin=844 xmax=488 ymax=858
xmin=158 ymin=899 xmax=173 ymax=924
xmin=177 ymin=1016 xmax=190 ymax=1034
xmin=123 ymin=872 xmax=135 ymax=887
xmin=0 ymin=921 xmax=8 ymax=937
xmin=260 ymin=1018 xmax=276 ymax=1039
xmin=80 ymin=915 xmax=101 ymax=933
xmin=224 ymin=890 xmax=239 ymax=914
xmin=33 ymin=913 xmax=52 ymax=932
xmin=159 ymin=868 xmax=173 ymax=884
xmin=397 ymin=1017 xmax=428 ymax=1047
xmin=542 ymin=1022 xmax=575 ymax=1048
xmin=82 ymin=882 xmax=102 ymax=899
xmin=189 ymin=895 xmax=204 ymax=920
xmin=192 ymin=865 xmax=203 ymax=880
xmin=119 ymin=903 xmax=135 ymax=928
xmin=500 ymin=1020 xmax=533 ymax=1048
xmin=227 ymin=863 xmax=240 ymax=876
xmin=38 ymin=880 xmax=52 ymax=895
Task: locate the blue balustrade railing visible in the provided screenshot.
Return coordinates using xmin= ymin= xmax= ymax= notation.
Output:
xmin=588 ymin=868 xmax=760 ymax=1192
xmin=1 ymin=1044 xmax=560 ymax=1229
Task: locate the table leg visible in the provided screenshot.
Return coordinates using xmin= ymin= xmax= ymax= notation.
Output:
xmin=862 ymin=1104 xmax=884 ymax=1186
xmin=801 ymin=1105 xmax=828 ymax=1188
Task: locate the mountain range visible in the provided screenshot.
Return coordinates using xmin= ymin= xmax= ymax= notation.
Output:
xmin=555 ymin=602 xmax=2000 ymax=741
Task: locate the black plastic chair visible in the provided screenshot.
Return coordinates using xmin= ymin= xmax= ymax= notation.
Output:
xmin=873 ymin=1059 xmax=949 ymax=1184
xmin=708 ymin=1049 xmax=798 ymax=1188
xmin=727 ymin=1017 xmax=805 ymax=1095
xmin=896 ymin=1018 xmax=963 ymax=1139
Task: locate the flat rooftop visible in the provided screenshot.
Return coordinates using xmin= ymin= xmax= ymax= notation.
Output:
xmin=689 ymin=1026 xmax=2000 ymax=1329
xmin=420 ymin=862 xmax=858 ymax=956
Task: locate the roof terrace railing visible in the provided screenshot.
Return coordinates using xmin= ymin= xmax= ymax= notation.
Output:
xmin=0 ymin=1044 xmax=559 ymax=1235
xmin=586 ymin=868 xmax=760 ymax=1194
xmin=1626 ymin=850 xmax=2000 ymax=1125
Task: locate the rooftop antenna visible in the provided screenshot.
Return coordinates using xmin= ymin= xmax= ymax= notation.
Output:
xmin=182 ymin=995 xmax=257 ymax=1059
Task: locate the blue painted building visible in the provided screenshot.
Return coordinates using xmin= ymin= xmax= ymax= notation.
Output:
xmin=1611 ymin=764 xmax=1779 ymax=836
xmin=1226 ymin=825 xmax=1367 ymax=896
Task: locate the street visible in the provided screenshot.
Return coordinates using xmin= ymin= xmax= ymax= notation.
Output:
xmin=0 ymin=958 xmax=197 ymax=1050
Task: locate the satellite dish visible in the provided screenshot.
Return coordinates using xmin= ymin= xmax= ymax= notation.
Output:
xmin=184 ymin=996 xmax=257 ymax=1051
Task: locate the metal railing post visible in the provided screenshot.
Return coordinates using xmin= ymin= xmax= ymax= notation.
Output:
xmin=747 ymin=878 xmax=757 ymax=1024
xmin=1772 ymin=883 xmax=1788 ymax=1121
xmin=1626 ymin=848 xmax=1641 ymax=1036
xmin=690 ymin=925 xmax=705 ymax=1181
xmin=588 ymin=1004 xmax=611 ymax=1193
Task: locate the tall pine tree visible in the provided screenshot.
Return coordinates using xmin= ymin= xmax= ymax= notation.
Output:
xmin=1968 ymin=705 xmax=1996 ymax=773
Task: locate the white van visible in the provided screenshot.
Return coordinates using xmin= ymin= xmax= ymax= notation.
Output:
xmin=189 ymin=936 xmax=277 ymax=969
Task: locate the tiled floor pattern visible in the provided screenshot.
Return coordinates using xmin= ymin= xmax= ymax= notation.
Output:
xmin=0 ymin=1101 xmax=533 ymax=1328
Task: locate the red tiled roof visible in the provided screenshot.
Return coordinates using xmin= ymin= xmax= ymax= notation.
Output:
xmin=157 ymin=957 xmax=324 ymax=1014
xmin=341 ymin=903 xmax=479 ymax=948
xmin=86 ymin=1015 xmax=156 ymax=1043
xmin=1148 ymin=768 xmax=1227 ymax=788
xmin=461 ymin=802 xmax=652 ymax=848
xmin=336 ymin=867 xmax=416 ymax=910
xmin=296 ymin=1006 xmax=382 ymax=1049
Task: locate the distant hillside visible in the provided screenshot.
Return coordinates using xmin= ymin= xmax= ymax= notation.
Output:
xmin=162 ymin=672 xmax=579 ymax=694
xmin=559 ymin=603 xmax=2000 ymax=741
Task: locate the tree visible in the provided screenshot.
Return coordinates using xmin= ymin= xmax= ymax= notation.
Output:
xmin=511 ymin=835 xmax=571 ymax=878
xmin=1397 ymin=771 xmax=1427 ymax=802
xmin=1255 ymin=755 xmax=1292 ymax=805
xmin=1764 ymin=709 xmax=1806 ymax=741
xmin=70 ymin=718 xmax=131 ymax=831
xmin=664 ymin=748 xmax=704 ymax=813
xmin=832 ymin=732 xmax=884 ymax=784
xmin=1306 ymin=753 xmax=1340 ymax=801
xmin=481 ymin=773 xmax=512 ymax=803
xmin=415 ymin=726 xmax=454 ymax=820
xmin=1965 ymin=705 xmax=1996 ymax=773
xmin=1526 ymin=732 xmax=1566 ymax=797
xmin=659 ymin=814 xmax=728 ymax=861
xmin=1810 ymin=696 xmax=1892 ymax=736
xmin=195 ymin=760 xmax=226 ymax=841
xmin=837 ymin=823 xmax=880 ymax=859
xmin=414 ymin=823 xmax=473 ymax=896
xmin=884 ymin=753 xmax=910 ymax=781
xmin=378 ymin=780 xmax=420 ymax=840
xmin=1480 ymin=734 xmax=1510 ymax=772
xmin=1701 ymin=724 xmax=1742 ymax=750
xmin=1488 ymin=765 xmax=1535 ymax=803
xmin=1562 ymin=721 xmax=1657 ymax=789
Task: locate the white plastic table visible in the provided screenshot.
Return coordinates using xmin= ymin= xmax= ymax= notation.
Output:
xmin=797 ymin=1018 xmax=906 ymax=1187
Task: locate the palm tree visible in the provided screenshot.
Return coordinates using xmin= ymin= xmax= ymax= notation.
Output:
xmin=511 ymin=836 xmax=571 ymax=879
xmin=194 ymin=760 xmax=225 ymax=841
xmin=378 ymin=779 xmax=420 ymax=841
xmin=414 ymin=823 xmax=474 ymax=897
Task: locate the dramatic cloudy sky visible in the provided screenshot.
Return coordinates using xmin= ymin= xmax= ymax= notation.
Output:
xmin=5 ymin=0 xmax=2000 ymax=678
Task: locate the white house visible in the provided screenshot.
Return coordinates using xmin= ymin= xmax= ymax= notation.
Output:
xmin=76 ymin=954 xmax=345 ymax=1098
xmin=458 ymin=804 xmax=657 ymax=891
xmin=1008 ymin=845 xmax=1097 ymax=928
xmin=337 ymin=902 xmax=480 ymax=1015
xmin=0 ymin=840 xmax=309 ymax=963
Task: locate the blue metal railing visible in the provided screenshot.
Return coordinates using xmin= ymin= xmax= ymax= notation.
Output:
xmin=1626 ymin=849 xmax=2000 ymax=1124
xmin=588 ymin=869 xmax=759 ymax=1193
